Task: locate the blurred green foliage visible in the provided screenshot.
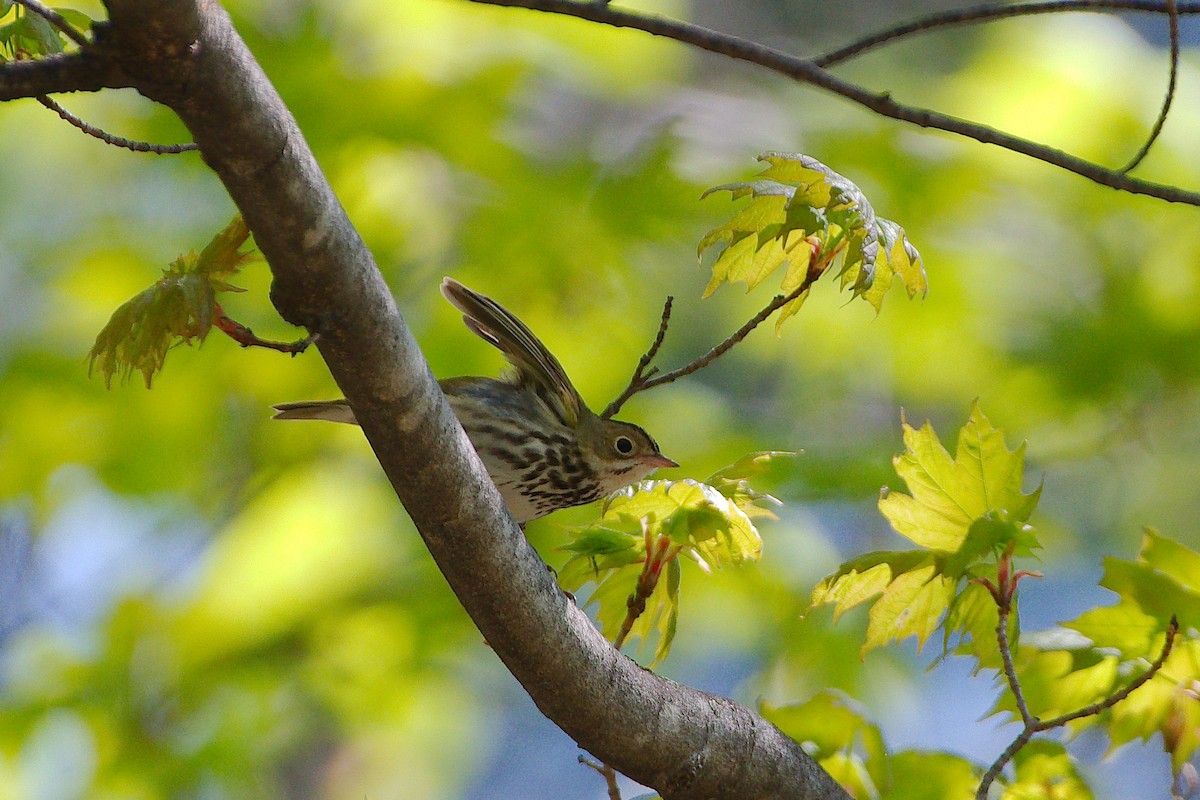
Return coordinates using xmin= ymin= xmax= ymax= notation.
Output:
xmin=2 ymin=0 xmax=1199 ymax=798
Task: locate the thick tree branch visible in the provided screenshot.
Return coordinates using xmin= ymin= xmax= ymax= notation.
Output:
xmin=466 ymin=0 xmax=1200 ymax=205
xmin=83 ymin=1 xmax=848 ymax=798
xmin=0 ymin=50 xmax=127 ymax=99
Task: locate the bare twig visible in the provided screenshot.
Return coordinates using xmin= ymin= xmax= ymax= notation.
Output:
xmin=975 ymin=615 xmax=1179 ymax=799
xmin=605 ymin=266 xmax=823 ymax=413
xmin=579 ymin=757 xmax=623 ymax=800
xmin=1036 ymin=615 xmax=1178 ymax=729
xmin=13 ymin=0 xmax=90 ymax=47
xmin=601 ymin=295 xmax=672 ymax=419
xmin=600 ymin=764 xmax=622 ymax=800
xmin=975 ymin=728 xmax=1036 ymax=799
xmin=466 ymin=0 xmax=1200 ymax=205
xmin=613 ymin=521 xmax=657 ymax=652
xmin=813 ymin=0 xmax=1200 ymax=68
xmin=996 ymin=605 xmax=1035 ymax=727
xmin=1120 ymin=0 xmax=1179 ymax=173
xmin=213 ymin=302 xmax=315 ymax=355
xmin=36 ymin=95 xmax=200 ymax=153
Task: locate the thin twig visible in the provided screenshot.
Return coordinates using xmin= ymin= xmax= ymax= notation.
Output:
xmin=640 ymin=289 xmax=798 ymax=388
xmin=974 ymin=728 xmax=1035 ymax=800
xmin=601 ymin=764 xmax=622 ymax=800
xmin=975 ymin=615 xmax=1179 ymax=799
xmin=601 ymin=295 xmax=672 ymax=419
xmin=467 ymin=0 xmax=1200 ymax=205
xmin=612 ymin=612 xmax=635 ymax=651
xmin=813 ymin=0 xmax=1200 ymax=68
xmin=579 ymin=757 xmax=623 ymax=800
xmin=996 ymin=605 xmax=1035 ymax=727
xmin=626 ymin=268 xmax=822 ymax=401
xmin=36 ymin=95 xmax=200 ymax=154
xmin=1035 ymin=615 xmax=1179 ymax=729
xmin=213 ymin=302 xmax=316 ymax=355
xmin=12 ymin=0 xmax=89 ymax=47
xmin=1120 ymin=0 xmax=1179 ymax=173
xmin=613 ymin=520 xmax=656 ymax=652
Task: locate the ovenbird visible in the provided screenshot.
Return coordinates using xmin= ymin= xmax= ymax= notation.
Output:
xmin=273 ymin=278 xmax=676 ymax=522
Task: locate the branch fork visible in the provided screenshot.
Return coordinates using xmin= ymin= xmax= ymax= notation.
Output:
xmin=974 ymin=546 xmax=1179 ymax=799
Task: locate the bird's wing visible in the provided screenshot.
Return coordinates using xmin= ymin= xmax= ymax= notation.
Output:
xmin=440 ymin=277 xmax=583 ymax=426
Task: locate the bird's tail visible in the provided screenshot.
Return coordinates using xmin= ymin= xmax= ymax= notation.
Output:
xmin=271 ymin=400 xmax=359 ymax=425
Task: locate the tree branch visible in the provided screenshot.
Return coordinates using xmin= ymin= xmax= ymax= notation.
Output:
xmin=812 ymin=0 xmax=1200 ymax=68
xmin=466 ymin=0 xmax=1200 ymax=205
xmin=605 ymin=266 xmax=823 ymax=416
xmin=1034 ymin=615 xmax=1178 ymax=729
xmin=80 ymin=1 xmax=848 ymax=797
xmin=601 ymin=295 xmax=672 ymax=419
xmin=581 ymin=757 xmax=624 ymax=800
xmin=1119 ymin=0 xmax=1179 ymax=173
xmin=976 ymin=615 xmax=1179 ymax=799
xmin=0 ymin=50 xmax=127 ymax=100
xmin=974 ymin=728 xmax=1035 ymax=800
xmin=995 ymin=605 xmax=1035 ymax=727
xmin=13 ymin=0 xmax=90 ymax=47
xmin=36 ymin=94 xmax=199 ymax=152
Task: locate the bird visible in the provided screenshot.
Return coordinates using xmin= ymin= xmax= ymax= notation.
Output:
xmin=272 ymin=278 xmax=676 ymax=522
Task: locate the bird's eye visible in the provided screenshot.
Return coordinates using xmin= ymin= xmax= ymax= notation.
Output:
xmin=614 ymin=436 xmax=634 ymax=455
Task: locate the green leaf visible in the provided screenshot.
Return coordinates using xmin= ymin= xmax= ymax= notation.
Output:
xmin=706 ymin=450 xmax=794 ymax=484
xmin=762 ymin=691 xmax=888 ymax=798
xmin=699 ymin=152 xmax=925 ymax=324
xmin=1002 ymin=740 xmax=1095 ymax=800
xmin=996 ymin=648 xmax=1119 ymax=722
xmin=1101 ymin=637 xmax=1200 ymax=770
xmin=603 ymin=479 xmax=762 ymax=569
xmin=879 ymin=218 xmax=928 ymax=299
xmin=698 ymin=195 xmax=790 ymax=297
xmin=582 ymin=558 xmax=679 ymax=669
xmin=1139 ymin=528 xmax=1200 ymax=593
xmin=21 ymin=13 xmax=63 ymax=54
xmin=880 ymin=401 xmax=1042 ymax=551
xmin=52 ymin=8 xmax=92 ymax=36
xmin=943 ymin=579 xmax=1011 ymax=672
xmin=884 ymin=751 xmax=977 ymax=800
xmin=705 ymin=451 xmax=792 ymax=518
xmin=1100 ymin=557 xmax=1200 ymax=627
xmin=560 ymin=469 xmax=771 ymax=664
xmin=651 ymin=558 xmax=681 ymax=668
xmin=1063 ymin=600 xmax=1161 ymax=658
xmin=810 ymin=550 xmax=934 ymax=619
xmin=815 ymin=403 xmax=1044 ymax=657
xmin=816 ymin=753 xmax=878 ymax=800
xmin=942 ymin=512 xmax=1038 ymax=579
xmin=864 ymin=565 xmax=956 ymax=654
xmin=87 ymin=216 xmax=254 ymax=388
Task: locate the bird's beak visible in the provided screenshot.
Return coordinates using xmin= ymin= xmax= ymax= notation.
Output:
xmin=644 ymin=453 xmax=679 ymax=469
